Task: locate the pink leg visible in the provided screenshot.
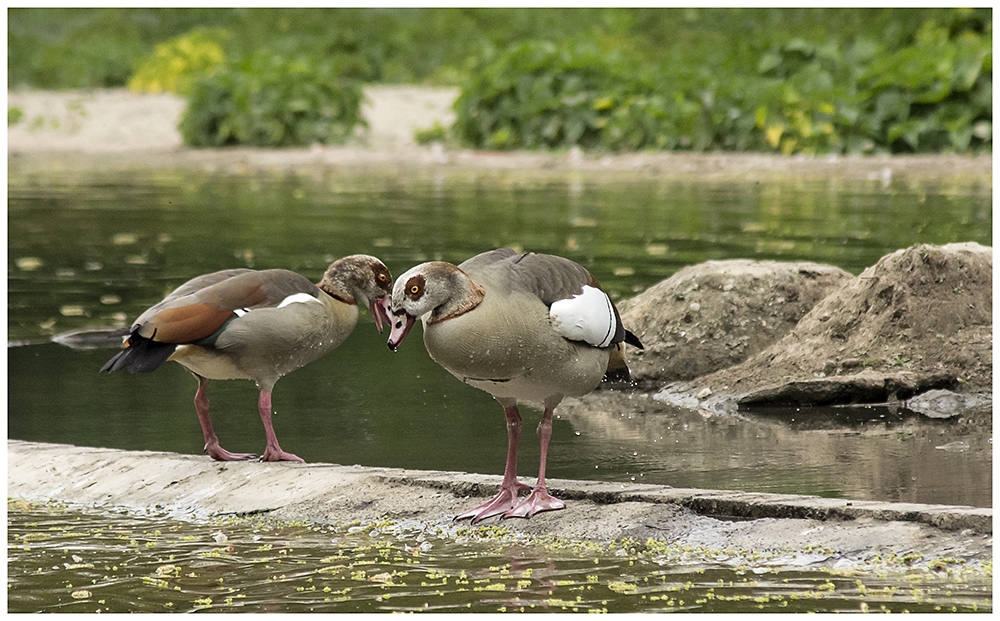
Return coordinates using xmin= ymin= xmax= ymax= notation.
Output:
xmin=257 ymin=391 xmax=305 ymax=463
xmin=505 ymin=406 xmax=566 ymax=519
xmin=194 ymin=378 xmax=255 ymax=461
xmin=455 ymin=404 xmax=531 ymax=523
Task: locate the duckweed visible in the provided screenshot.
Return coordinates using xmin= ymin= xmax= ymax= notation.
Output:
xmin=7 ymin=499 xmax=992 ymax=613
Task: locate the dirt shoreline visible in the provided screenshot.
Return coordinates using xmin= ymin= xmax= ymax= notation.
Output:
xmin=7 ymin=87 xmax=993 ymax=182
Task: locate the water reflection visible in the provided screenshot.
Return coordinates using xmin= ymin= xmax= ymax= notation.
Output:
xmin=557 ymin=392 xmax=992 ymax=506
xmin=7 ymin=164 xmax=992 ymax=507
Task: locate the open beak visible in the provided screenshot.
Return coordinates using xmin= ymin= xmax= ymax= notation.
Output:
xmin=370 ymin=297 xmax=391 ymax=333
xmin=387 ymin=310 xmax=416 ymax=351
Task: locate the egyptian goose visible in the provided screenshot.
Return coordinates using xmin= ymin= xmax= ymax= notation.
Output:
xmin=387 ymin=248 xmax=642 ymax=521
xmin=102 ymin=255 xmax=393 ymax=463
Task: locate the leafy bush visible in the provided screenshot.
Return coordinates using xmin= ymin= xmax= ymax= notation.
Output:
xmin=129 ymin=28 xmax=228 ymax=95
xmin=9 ymin=8 xmax=991 ymax=154
xmin=743 ymin=16 xmax=991 ymax=155
xmin=454 ymin=10 xmax=991 ymax=155
xmin=179 ymin=51 xmax=366 ymax=148
xmin=8 ymin=8 xmax=199 ymax=89
xmin=453 ymin=40 xmax=644 ymax=150
xmin=9 ymin=107 xmax=24 ymax=126
xmin=856 ymin=19 xmax=992 ymax=153
xmin=414 ymin=121 xmax=448 ymax=144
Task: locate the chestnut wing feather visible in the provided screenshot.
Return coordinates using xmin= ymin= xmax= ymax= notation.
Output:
xmin=135 ymin=269 xmax=320 ymax=344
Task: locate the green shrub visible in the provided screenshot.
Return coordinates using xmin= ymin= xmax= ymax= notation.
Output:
xmin=454 ymin=10 xmax=991 ymax=155
xmin=453 ymin=40 xmax=643 ymax=150
xmin=179 ymin=51 xmax=366 ymax=148
xmin=857 ymin=19 xmax=992 ymax=153
xmin=741 ymin=16 xmax=991 ymax=155
xmin=414 ymin=121 xmax=448 ymax=144
xmin=8 ymin=8 xmax=182 ymax=89
xmin=9 ymin=8 xmax=991 ymax=154
xmin=129 ymin=28 xmax=228 ymax=95
xmin=8 ymin=107 xmax=24 ymax=126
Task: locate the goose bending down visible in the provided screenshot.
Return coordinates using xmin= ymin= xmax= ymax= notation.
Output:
xmin=102 ymin=255 xmax=393 ymax=463
xmin=387 ymin=248 xmax=642 ymax=521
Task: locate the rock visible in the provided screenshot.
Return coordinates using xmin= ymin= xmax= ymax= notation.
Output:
xmin=906 ymin=389 xmax=978 ymax=419
xmin=659 ymin=243 xmax=993 ymax=408
xmin=737 ymin=371 xmax=957 ymax=407
xmin=618 ymin=260 xmax=851 ymax=387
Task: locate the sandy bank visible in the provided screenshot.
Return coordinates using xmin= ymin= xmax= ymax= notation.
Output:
xmin=8 ymin=87 xmax=992 ymax=183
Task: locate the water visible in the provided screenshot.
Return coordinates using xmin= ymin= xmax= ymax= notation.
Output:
xmin=8 ymin=164 xmax=991 ymax=506
xmin=7 ymin=501 xmax=991 ymax=613
xmin=6 ymin=163 xmax=993 ymax=610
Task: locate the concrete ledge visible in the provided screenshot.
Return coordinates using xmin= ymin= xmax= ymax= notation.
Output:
xmin=7 ymin=440 xmax=992 ymax=569
xmin=379 ymin=471 xmax=992 ymax=535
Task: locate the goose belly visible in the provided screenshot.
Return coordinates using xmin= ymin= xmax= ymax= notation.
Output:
xmin=170 ymin=345 xmax=251 ymax=381
xmin=462 ymin=345 xmax=608 ymax=405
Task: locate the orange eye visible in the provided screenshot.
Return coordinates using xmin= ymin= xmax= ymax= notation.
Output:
xmin=409 ymin=285 xmax=420 ymax=294
xmin=378 ymin=273 xmax=387 ymax=282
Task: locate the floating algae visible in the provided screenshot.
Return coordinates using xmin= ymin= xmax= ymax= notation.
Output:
xmin=7 ymin=500 xmax=992 ymax=613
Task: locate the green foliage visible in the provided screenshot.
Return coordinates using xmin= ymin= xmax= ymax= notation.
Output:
xmin=179 ymin=52 xmax=366 ymax=148
xmin=454 ymin=41 xmax=644 ymax=150
xmin=8 ymin=7 xmax=992 ymax=154
xmin=8 ymin=8 xmax=204 ymax=89
xmin=11 ymin=8 xmax=933 ymax=89
xmin=9 ymin=107 xmax=25 ymax=126
xmin=857 ymin=18 xmax=992 ymax=153
xmin=129 ymin=28 xmax=228 ymax=95
xmin=414 ymin=121 xmax=448 ymax=145
xmin=454 ymin=9 xmax=991 ymax=155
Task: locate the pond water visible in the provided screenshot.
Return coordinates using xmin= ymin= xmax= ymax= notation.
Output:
xmin=8 ymin=164 xmax=992 ymax=507
xmin=7 ymin=163 xmax=992 ymax=612
xmin=7 ymin=501 xmax=992 ymax=613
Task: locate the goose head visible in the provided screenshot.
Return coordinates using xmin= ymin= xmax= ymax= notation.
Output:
xmin=318 ymin=254 xmax=393 ymax=332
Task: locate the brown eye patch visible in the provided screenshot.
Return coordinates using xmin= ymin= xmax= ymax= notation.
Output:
xmin=405 ymin=274 xmax=426 ymax=300
xmin=371 ymin=264 xmax=392 ymax=290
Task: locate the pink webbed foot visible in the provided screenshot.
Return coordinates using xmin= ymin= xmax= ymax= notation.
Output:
xmin=205 ymin=443 xmax=257 ymax=462
xmin=503 ymin=487 xmax=566 ymax=519
xmin=259 ymin=445 xmax=305 ymax=463
xmin=455 ymin=481 xmax=531 ymax=523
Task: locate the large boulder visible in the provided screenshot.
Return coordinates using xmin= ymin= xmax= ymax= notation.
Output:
xmin=659 ymin=243 xmax=992 ymax=408
xmin=618 ymin=260 xmax=852 ymax=387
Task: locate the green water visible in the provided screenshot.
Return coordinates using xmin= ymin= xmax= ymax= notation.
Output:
xmin=7 ymin=502 xmax=991 ymax=613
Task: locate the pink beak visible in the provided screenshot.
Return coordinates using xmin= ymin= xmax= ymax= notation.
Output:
xmin=370 ymin=297 xmax=391 ymax=333
xmin=387 ymin=310 xmax=416 ymax=351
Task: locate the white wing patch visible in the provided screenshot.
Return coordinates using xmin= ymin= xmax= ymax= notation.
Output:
xmin=232 ymin=292 xmax=318 ymax=317
xmin=277 ymin=292 xmax=320 ymax=308
xmin=549 ymin=285 xmax=616 ymax=348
